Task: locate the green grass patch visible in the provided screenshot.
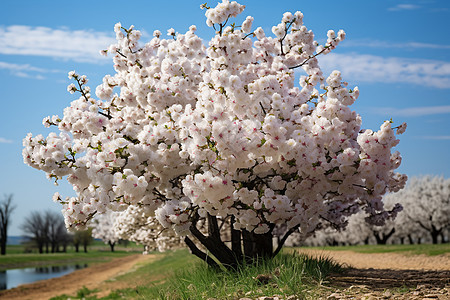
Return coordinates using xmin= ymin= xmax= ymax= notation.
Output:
xmin=0 ymin=250 xmax=139 ymax=271
xmin=156 ymin=252 xmax=342 ymax=300
xmin=299 ymin=243 xmax=450 ymax=256
xmin=5 ymin=240 xmax=145 ymax=254
xmin=107 ymin=249 xmax=198 ymax=299
xmin=1 ymin=241 xmax=145 ymax=271
xmin=50 ymin=286 xmax=99 ymax=300
xmin=65 ymin=249 xmax=342 ymax=300
xmin=3 ymin=245 xmax=28 ymax=254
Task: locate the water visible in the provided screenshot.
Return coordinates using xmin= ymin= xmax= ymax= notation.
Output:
xmin=0 ymin=264 xmax=88 ymax=290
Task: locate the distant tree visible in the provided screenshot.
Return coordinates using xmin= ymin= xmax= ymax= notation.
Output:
xmin=113 ymin=205 xmax=184 ymax=253
xmin=73 ymin=228 xmax=93 ymax=253
xmin=342 ymin=195 xmax=400 ymax=245
xmin=0 ymin=194 xmax=16 ymax=255
xmin=21 ymin=210 xmax=69 ymax=253
xmin=91 ymin=212 xmax=120 ymax=252
xmin=118 ymin=239 xmax=130 ymax=248
xmin=21 ymin=211 xmax=47 ymax=253
xmin=297 ymin=195 xmax=403 ymax=246
xmin=400 ymin=176 xmax=450 ymax=244
xmin=298 ymin=177 xmax=450 ymax=247
xmin=58 ymin=228 xmax=73 ymax=252
xmin=72 ymin=232 xmax=81 ymax=253
xmin=45 ymin=211 xmax=71 ymax=252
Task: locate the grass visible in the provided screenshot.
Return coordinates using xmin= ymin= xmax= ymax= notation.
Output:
xmin=300 ymin=243 xmax=450 ymax=256
xmin=50 ymin=286 xmax=99 ymax=300
xmin=156 ymin=252 xmax=342 ymax=300
xmin=0 ymin=242 xmax=143 ymax=271
xmin=3 ymin=245 xmax=30 ymax=254
xmin=50 ymin=249 xmax=343 ymax=300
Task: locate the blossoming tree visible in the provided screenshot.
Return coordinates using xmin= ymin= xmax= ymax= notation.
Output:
xmin=91 ymin=211 xmax=120 ymax=251
xmin=113 ymin=205 xmax=185 ymax=253
xmin=22 ymin=0 xmax=407 ymax=269
xmin=399 ymin=176 xmax=450 ymax=244
xmin=297 ymin=206 xmax=399 ymax=247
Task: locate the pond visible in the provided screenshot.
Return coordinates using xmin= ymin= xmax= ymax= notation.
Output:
xmin=0 ymin=264 xmax=88 ymax=290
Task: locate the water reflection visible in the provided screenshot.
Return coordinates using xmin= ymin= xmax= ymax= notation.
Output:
xmin=0 ymin=264 xmax=88 ymax=290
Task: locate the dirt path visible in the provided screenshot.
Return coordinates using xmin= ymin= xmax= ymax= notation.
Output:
xmin=297 ymin=249 xmax=450 ymax=300
xmin=0 ymin=254 xmax=157 ymax=300
xmin=298 ymin=249 xmax=450 ymax=270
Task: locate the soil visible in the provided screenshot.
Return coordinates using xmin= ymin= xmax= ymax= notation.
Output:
xmin=298 ymin=249 xmax=450 ymax=300
xmin=0 ymin=250 xmax=448 ymax=300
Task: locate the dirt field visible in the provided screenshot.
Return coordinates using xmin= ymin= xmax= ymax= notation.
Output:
xmin=299 ymin=249 xmax=450 ymax=300
xmin=0 ymin=250 xmax=448 ymax=300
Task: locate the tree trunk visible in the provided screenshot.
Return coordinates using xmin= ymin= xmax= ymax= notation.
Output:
xmin=407 ymin=234 xmax=414 ymax=244
xmin=109 ymin=241 xmax=115 ymax=252
xmin=439 ymin=231 xmax=447 ymax=243
xmin=374 ymin=228 xmax=395 ymax=245
xmin=431 ymin=231 xmax=440 ymax=244
xmin=374 ymin=235 xmax=385 ymax=245
xmin=0 ymin=195 xmax=15 ymax=256
xmin=184 ymin=212 xmax=287 ymax=269
xmin=83 ymin=244 xmax=88 ymax=253
xmin=0 ymin=238 xmax=5 ymax=255
xmin=430 ymin=225 xmax=442 ymax=244
xmin=74 ymin=244 xmax=79 ymax=253
xmin=253 ymin=231 xmax=273 ymax=258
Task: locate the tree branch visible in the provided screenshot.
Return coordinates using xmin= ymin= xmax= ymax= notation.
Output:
xmin=288 ymin=46 xmax=329 ymax=70
xmin=189 ymin=213 xmax=237 ymax=269
xmin=273 ymin=224 xmax=300 ymax=257
xmin=184 ymin=236 xmax=220 ymax=269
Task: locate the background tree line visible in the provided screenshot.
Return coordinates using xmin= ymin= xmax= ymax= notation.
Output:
xmin=0 ymin=193 xmax=120 ymax=255
xmin=21 ymin=210 xmax=93 ymax=253
xmin=288 ymin=175 xmax=450 ymax=247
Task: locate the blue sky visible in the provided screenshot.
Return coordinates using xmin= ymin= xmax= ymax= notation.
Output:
xmin=1 ymin=0 xmax=449 ymax=236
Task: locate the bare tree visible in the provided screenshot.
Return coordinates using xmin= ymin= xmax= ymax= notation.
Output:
xmin=21 ymin=210 xmax=70 ymax=253
xmin=21 ymin=211 xmax=47 ymax=253
xmin=0 ymin=194 xmax=16 ymax=255
xmin=45 ymin=211 xmax=71 ymax=252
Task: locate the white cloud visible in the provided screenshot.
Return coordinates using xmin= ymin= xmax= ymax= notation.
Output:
xmin=318 ymin=53 xmax=450 ymax=89
xmin=0 ymin=25 xmax=116 ymax=63
xmin=342 ymin=39 xmax=450 ymax=50
xmin=372 ymin=105 xmax=450 ymax=117
xmin=388 ymin=4 xmax=421 ymax=11
xmin=0 ymin=61 xmax=60 ymax=79
xmin=0 ymin=137 xmax=13 ymax=144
